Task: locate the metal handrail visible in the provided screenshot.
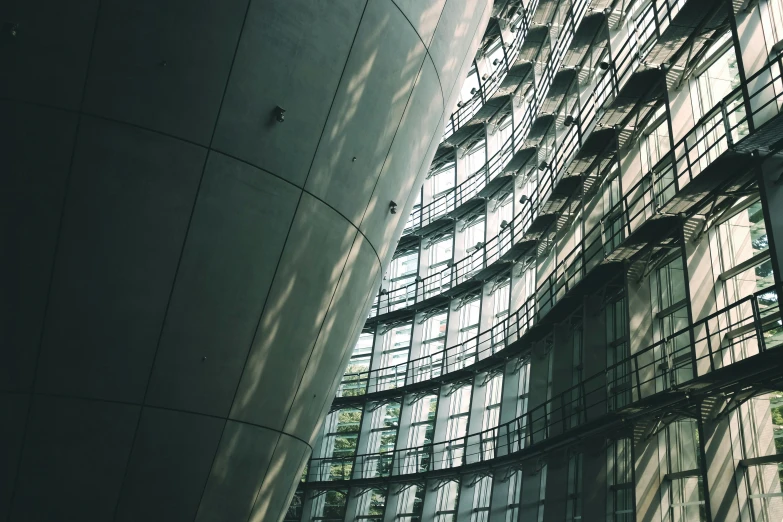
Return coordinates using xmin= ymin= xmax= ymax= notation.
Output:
xmin=372 ymin=29 xmax=630 ymax=318
xmin=315 ymin=285 xmax=781 ymax=481
xmin=534 ymin=49 xmax=783 ymax=324
xmin=402 ymin=0 xmax=591 ymax=236
xmin=400 ymin=0 xmax=669 ymax=239
xmin=442 ymin=0 xmax=539 ymax=140
xmin=349 ymin=49 xmax=783 ymax=401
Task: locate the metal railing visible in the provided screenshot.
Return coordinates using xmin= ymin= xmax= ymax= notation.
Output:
xmin=442 ymin=0 xmax=539 ymax=140
xmin=403 ymin=0 xmax=692 ymax=238
xmin=535 ymin=50 xmax=783 ymax=323
xmin=314 ymin=286 xmax=782 ymax=481
xmin=351 ymin=49 xmax=783 ymax=401
xmin=370 ymin=45 xmax=621 ymax=319
xmin=339 ymin=294 xmax=536 ymax=397
xmin=403 ymin=0 xmax=591 ymax=236
xmin=371 ymin=177 xmax=551 ymax=317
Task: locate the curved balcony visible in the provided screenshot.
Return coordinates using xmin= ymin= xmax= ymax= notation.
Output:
xmin=535 ymin=51 xmax=783 ymax=321
xmin=368 ymin=46 xmax=619 ymax=323
xmin=344 ymin=50 xmax=783 ymax=402
xmin=370 ymin=188 xmax=547 ymax=321
xmin=405 ymin=0 xmax=723 ymax=240
xmin=346 ymin=292 xmax=536 ymax=398
xmin=310 ymin=286 xmax=783 ymax=484
xmin=404 ymin=0 xmax=593 ymax=237
xmin=442 ymin=0 xmax=538 ymax=140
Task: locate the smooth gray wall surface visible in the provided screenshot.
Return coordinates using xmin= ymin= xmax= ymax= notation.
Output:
xmin=0 ymin=0 xmax=490 ymax=520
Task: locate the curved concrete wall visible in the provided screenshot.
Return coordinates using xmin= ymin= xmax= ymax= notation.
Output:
xmin=0 ymin=0 xmax=490 ymax=521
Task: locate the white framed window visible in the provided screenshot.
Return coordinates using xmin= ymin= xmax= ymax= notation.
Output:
xmin=355 ymin=489 xmax=386 ymax=521
xmin=338 ymin=332 xmax=374 ymax=397
xmin=430 ymin=237 xmax=454 ymax=270
xmin=499 ymin=195 xmax=514 ymax=226
xmin=665 ymin=420 xmax=707 ymax=522
xmin=499 ymin=117 xmax=513 ymax=145
xmin=506 ymin=469 xmax=523 ymax=522
xmin=404 ymin=394 xmax=438 ymax=474
xmin=431 ymin=164 xmax=456 ymax=199
xmin=396 ymin=483 xmax=426 ymax=522
xmin=493 ymin=283 xmax=511 ymax=325
xmin=319 ymin=408 xmax=362 ymax=480
xmin=415 ymin=312 xmax=448 ymax=382
xmin=407 ymin=394 xmax=438 ymax=448
xmin=434 ymin=480 xmax=460 ymax=522
xmin=379 ymin=323 xmax=412 ymax=390
xmin=470 ymin=475 xmax=493 ymax=522
xmin=766 ymin=0 xmax=783 ymax=44
xmin=443 ymin=385 xmax=472 ymax=468
xmin=464 ymin=218 xmax=486 ymax=253
xmin=691 ymin=32 xmax=737 ymax=119
xmin=423 ymin=312 xmax=448 ymax=353
xmin=607 ymin=438 xmax=634 ymax=522
xmin=483 ymin=374 xmax=503 ymax=430
xmin=468 ymin=141 xmax=487 ymax=176
xmin=516 ymin=359 xmax=531 ymax=419
xmin=737 ymin=391 xmax=783 ymax=520
xmin=566 ymin=453 xmax=583 ymax=521
xmin=716 ymin=198 xmax=774 ymax=304
xmin=458 ymin=299 xmax=481 ymax=345
xmin=490 ymin=282 xmax=511 ymax=351
xmin=640 ymin=106 xmax=670 ymax=175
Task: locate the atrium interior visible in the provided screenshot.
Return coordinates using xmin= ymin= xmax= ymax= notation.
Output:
xmin=284 ymin=0 xmax=783 ymax=521
xmin=4 ymin=0 xmax=783 ymax=521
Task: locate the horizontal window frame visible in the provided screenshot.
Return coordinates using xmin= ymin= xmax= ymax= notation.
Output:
xmin=719 ymin=250 xmax=770 ymax=282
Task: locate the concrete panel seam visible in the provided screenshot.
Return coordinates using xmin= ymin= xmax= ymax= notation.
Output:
xmin=107 ymin=0 xmax=256 ymax=516
xmin=389 ymin=0 xmax=447 ymax=104
xmin=0 ymin=98 xmax=382 ymax=269
xmin=0 ymin=97 xmax=210 ymax=149
xmin=1 ymin=389 xmax=314 ymax=451
xmin=190 ymin=189 xmax=306 ymax=521
xmin=355 ymin=53 xmax=429 ymax=247
xmin=298 ymin=0 xmax=370 ymax=189
xmin=4 ymin=0 xmax=107 ymax=515
xmin=441 ymin=0 xmax=491 ymax=112
xmin=276 ymin=228 xmax=362 ymax=432
xmin=208 ymin=150 xmax=385 ymax=267
xmin=204 ymin=8 xmax=372 ymax=514
xmin=243 ymin=229 xmax=362 ymax=522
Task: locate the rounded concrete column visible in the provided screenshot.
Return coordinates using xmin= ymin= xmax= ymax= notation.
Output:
xmin=0 ymin=0 xmax=490 ymax=521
